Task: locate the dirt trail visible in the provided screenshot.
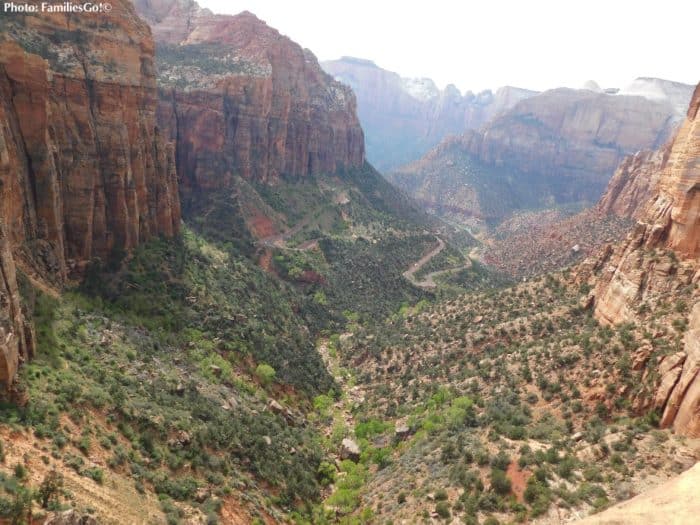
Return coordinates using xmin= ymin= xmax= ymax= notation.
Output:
xmin=417 ymin=261 xmax=473 ymax=288
xmin=402 ymin=237 xmax=473 ymax=289
xmin=402 ymin=237 xmax=445 ymax=287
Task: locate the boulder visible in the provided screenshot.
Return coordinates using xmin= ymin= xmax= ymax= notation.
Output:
xmin=395 ymin=422 xmax=411 ymax=440
xmin=340 ymin=438 xmax=360 ymax=462
xmin=44 ymin=510 xmax=98 ymax=525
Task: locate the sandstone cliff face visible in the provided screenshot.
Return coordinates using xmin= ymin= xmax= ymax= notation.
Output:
xmin=460 ymin=87 xmax=689 ymax=201
xmin=391 ymin=85 xmax=692 ymax=225
xmin=0 ymin=222 xmax=33 ymax=385
xmin=591 ymin=83 xmax=700 ymax=436
xmin=322 ymin=57 xmax=537 ymax=171
xmin=0 ymin=0 xmax=181 ymax=383
xmin=134 ymin=0 xmax=364 ymax=203
xmin=596 ymin=149 xmax=668 ymax=219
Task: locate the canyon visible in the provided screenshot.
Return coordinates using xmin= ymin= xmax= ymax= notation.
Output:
xmin=390 ymin=80 xmax=694 ymax=226
xmin=0 ymin=1 xmax=698 ymax=524
xmin=322 ymin=56 xmax=537 ymax=171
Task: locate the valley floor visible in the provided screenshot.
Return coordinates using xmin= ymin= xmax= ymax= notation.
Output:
xmin=309 ymin=262 xmax=700 ymax=524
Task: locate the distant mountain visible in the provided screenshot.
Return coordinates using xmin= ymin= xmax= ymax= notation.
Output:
xmin=321 ymin=56 xmax=537 ymax=171
xmin=390 ymin=81 xmax=695 ymax=226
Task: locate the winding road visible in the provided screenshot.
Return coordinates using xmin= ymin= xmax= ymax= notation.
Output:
xmin=402 ymin=237 xmax=472 ymax=289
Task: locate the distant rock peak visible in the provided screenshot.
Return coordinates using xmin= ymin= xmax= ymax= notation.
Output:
xmin=321 ymin=57 xmax=537 ymax=170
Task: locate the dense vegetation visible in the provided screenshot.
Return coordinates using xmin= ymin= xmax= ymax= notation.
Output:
xmin=2 ymin=229 xmax=336 ymax=523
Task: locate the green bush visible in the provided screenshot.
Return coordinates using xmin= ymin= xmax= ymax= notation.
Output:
xmin=490 ymin=469 xmax=512 ymax=496
xmin=255 ymin=364 xmax=276 ymax=386
xmin=435 ymin=500 xmax=451 ymax=519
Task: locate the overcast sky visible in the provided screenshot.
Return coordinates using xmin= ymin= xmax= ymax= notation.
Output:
xmin=197 ymin=0 xmax=697 ymax=93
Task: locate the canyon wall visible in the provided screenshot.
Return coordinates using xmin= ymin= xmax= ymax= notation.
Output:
xmin=391 ymin=84 xmax=693 ymax=224
xmin=322 ymin=56 xmax=537 ymax=171
xmin=592 ymin=83 xmax=700 ymax=436
xmin=0 ymin=0 xmax=181 ymax=383
xmin=134 ymin=0 xmax=365 ymax=210
xmin=596 ymin=149 xmax=668 ymax=219
xmin=460 ymin=86 xmax=689 ymax=201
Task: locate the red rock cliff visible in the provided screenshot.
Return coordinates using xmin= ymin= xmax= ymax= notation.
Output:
xmin=461 ymin=87 xmax=686 ymax=202
xmin=0 ymin=0 xmax=181 ymax=383
xmin=591 ymin=83 xmax=700 ymax=436
xmin=134 ymin=0 xmax=365 ymax=202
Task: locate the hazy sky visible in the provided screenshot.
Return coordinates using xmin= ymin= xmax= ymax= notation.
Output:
xmin=197 ymin=0 xmax=697 ymax=93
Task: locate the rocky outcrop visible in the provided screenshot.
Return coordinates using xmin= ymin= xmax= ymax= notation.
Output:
xmin=44 ymin=510 xmax=98 ymax=525
xmin=391 ymin=84 xmax=692 ymax=225
xmin=663 ymin=303 xmax=700 ymax=436
xmin=134 ymin=1 xmax=364 ymax=204
xmin=591 ymin=83 xmax=700 ymax=436
xmin=322 ymin=56 xmax=536 ymax=171
xmin=0 ymin=0 xmax=181 ymax=383
xmin=460 ymin=86 xmax=690 ymax=201
xmin=597 ymin=149 xmax=668 ymax=219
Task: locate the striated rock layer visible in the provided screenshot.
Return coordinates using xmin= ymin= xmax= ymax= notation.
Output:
xmin=0 ymin=0 xmax=181 ymax=383
xmin=391 ymin=84 xmax=693 ymax=224
xmin=134 ymin=0 xmax=365 ymax=208
xmin=460 ymin=87 xmax=689 ymax=200
xmin=592 ymin=83 xmax=700 ymax=436
xmin=322 ymin=56 xmax=537 ymax=171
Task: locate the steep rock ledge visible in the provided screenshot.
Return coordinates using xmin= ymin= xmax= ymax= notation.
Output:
xmin=0 ymin=0 xmax=181 ymax=383
xmin=134 ymin=0 xmax=365 ymax=208
xmin=591 ymin=83 xmax=700 ymax=436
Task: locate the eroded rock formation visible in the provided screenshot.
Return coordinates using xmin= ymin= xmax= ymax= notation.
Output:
xmin=592 ymin=83 xmax=700 ymax=436
xmin=391 ymin=84 xmax=693 ymax=224
xmin=134 ymin=0 xmax=365 ymax=208
xmin=322 ymin=56 xmax=537 ymax=171
xmin=0 ymin=0 xmax=181 ymax=383
xmin=460 ymin=86 xmax=690 ymax=200
xmin=597 ymin=149 xmax=668 ymax=219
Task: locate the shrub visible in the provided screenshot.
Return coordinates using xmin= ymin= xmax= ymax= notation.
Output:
xmin=37 ymin=470 xmax=64 ymax=508
xmin=435 ymin=500 xmax=451 ymax=519
xmin=490 ymin=469 xmax=512 ymax=495
xmin=491 ymin=451 xmax=511 ymax=471
xmin=0 ymin=486 xmax=33 ymax=524
xmin=434 ymin=489 xmax=448 ymax=501
xmin=255 ymin=363 xmax=276 ymax=386
xmin=317 ymin=461 xmax=336 ymax=486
